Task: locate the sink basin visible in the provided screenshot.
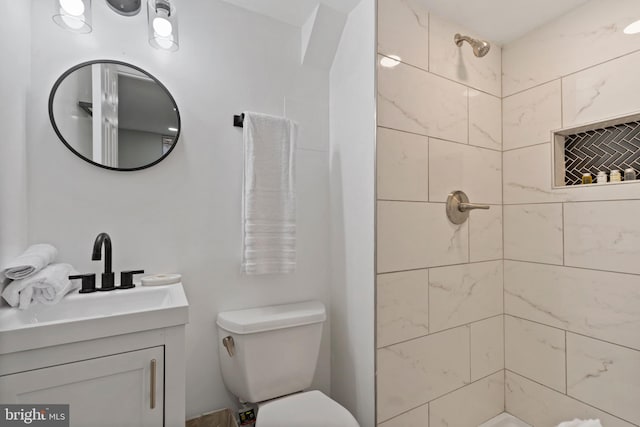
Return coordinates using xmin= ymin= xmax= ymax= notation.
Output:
xmin=0 ymin=283 xmax=189 ymax=355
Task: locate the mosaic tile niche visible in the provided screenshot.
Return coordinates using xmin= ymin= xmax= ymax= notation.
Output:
xmin=554 ymin=113 xmax=640 ymax=186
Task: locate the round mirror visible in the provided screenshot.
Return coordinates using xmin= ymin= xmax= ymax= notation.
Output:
xmin=49 ymin=60 xmax=180 ymax=171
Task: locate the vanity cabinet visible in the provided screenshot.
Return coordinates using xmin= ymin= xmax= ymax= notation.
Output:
xmin=0 ymin=327 xmax=186 ymax=427
xmin=0 ymin=283 xmax=188 ymax=426
xmin=0 ymin=327 xmax=185 ymax=427
xmin=0 ymin=347 xmax=164 ymax=427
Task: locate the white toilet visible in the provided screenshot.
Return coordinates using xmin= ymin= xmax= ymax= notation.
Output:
xmin=216 ymin=300 xmax=359 ymax=427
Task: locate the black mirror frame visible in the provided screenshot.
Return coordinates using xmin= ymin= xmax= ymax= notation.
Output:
xmin=48 ymin=59 xmax=181 ymax=172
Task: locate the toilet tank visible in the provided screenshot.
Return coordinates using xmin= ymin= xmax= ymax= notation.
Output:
xmin=216 ymin=300 xmax=326 ymax=403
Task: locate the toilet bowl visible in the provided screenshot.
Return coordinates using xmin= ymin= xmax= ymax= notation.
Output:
xmin=216 ymin=301 xmax=359 ymax=427
xmin=257 ymin=390 xmax=358 ymax=427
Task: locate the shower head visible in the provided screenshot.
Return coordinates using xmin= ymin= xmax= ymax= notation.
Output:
xmin=454 ymin=33 xmax=491 ymax=58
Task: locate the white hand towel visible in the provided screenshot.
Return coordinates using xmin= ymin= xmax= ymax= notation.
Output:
xmin=1 ymin=263 xmax=80 ymax=310
xmin=241 ymin=112 xmax=297 ymax=275
xmin=2 ymin=243 xmax=58 ymax=280
xmin=557 ymin=419 xmax=603 ymax=427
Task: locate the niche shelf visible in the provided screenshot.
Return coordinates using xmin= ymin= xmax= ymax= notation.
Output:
xmin=553 ymin=112 xmax=640 ymax=187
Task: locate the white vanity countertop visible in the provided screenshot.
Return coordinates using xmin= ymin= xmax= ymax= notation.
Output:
xmin=0 ymin=283 xmax=189 ymax=355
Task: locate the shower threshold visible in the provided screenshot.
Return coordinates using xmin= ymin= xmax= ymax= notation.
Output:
xmin=479 ymin=413 xmax=531 ymax=427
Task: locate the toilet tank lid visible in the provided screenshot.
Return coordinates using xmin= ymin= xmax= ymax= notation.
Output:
xmin=216 ymin=300 xmax=326 ymax=334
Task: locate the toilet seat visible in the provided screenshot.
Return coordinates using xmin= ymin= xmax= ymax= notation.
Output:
xmin=256 ymin=390 xmax=359 ymax=427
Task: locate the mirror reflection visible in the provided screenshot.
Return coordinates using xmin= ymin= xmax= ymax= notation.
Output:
xmin=49 ymin=60 xmax=180 ymax=171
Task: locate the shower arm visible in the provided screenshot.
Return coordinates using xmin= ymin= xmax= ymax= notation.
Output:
xmin=454 ymin=34 xmax=474 ymax=47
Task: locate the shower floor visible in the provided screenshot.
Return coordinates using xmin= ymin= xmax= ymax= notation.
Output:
xmin=479 ymin=413 xmax=531 ymax=427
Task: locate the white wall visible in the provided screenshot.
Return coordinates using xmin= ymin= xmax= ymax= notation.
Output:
xmin=0 ymin=1 xmax=30 ymax=269
xmin=26 ymin=0 xmax=331 ymax=418
xmin=329 ymin=1 xmax=376 ymax=426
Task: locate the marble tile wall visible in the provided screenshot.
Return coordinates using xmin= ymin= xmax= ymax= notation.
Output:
xmin=567 ymin=333 xmax=640 ymax=425
xmin=502 ymin=1 xmax=640 ymax=425
xmin=376 ymin=1 xmax=504 ymax=425
xmin=470 ymin=316 xmax=504 ymax=381
xmin=502 ymin=0 xmax=640 ymax=97
xmin=429 ymin=372 xmax=504 ymax=427
xmin=428 ymin=261 xmax=503 ymax=333
xmin=503 ymin=204 xmax=563 ymax=265
xmin=505 ymin=372 xmax=636 ymax=427
xmin=378 ymin=1 xmax=640 ymax=425
xmin=505 ymin=316 xmax=566 ymax=393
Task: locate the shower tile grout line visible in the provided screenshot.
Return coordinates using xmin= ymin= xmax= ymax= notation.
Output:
xmin=373 ymin=2 xmax=380 ymax=423
xmin=503 ymin=313 xmax=640 ymax=354
xmin=377 ymin=52 xmax=501 ymax=99
xmin=377 ymin=313 xmax=504 ymax=350
xmin=501 ymin=54 xmax=507 ymax=411
xmin=376 ymin=124 xmax=503 ymax=153
xmin=564 ymin=330 xmax=568 ymax=395
xmin=378 ymin=259 xmax=503 ymax=276
xmin=503 ymin=257 xmax=640 ymax=279
xmin=504 ymin=197 xmax=640 ymax=205
xmin=561 ymin=202 xmax=565 ymax=266
xmin=502 ymin=140 xmax=552 ymax=152
xmin=502 ymin=45 xmax=640 ymax=99
xmin=468 ymin=319 xmax=472 ymax=382
xmin=377 ymin=199 xmax=501 ymax=205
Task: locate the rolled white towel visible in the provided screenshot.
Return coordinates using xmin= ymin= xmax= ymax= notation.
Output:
xmin=557 ymin=419 xmax=603 ymax=427
xmin=1 ymin=263 xmax=80 ymax=310
xmin=2 ymin=244 xmax=58 ymax=280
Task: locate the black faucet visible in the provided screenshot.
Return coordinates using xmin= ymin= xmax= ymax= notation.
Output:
xmin=92 ymin=232 xmax=115 ymax=291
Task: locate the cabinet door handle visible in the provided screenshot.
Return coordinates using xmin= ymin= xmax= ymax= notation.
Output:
xmin=150 ymin=359 xmax=157 ymax=409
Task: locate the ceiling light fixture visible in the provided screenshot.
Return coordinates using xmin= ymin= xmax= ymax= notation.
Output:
xmin=106 ymin=0 xmax=141 ymax=16
xmin=52 ymin=0 xmax=92 ymax=33
xmin=52 ymin=0 xmax=180 ymax=51
xmin=147 ymin=0 xmax=179 ymax=52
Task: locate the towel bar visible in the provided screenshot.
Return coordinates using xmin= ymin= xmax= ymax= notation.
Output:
xmin=233 ymin=113 xmax=244 ymax=128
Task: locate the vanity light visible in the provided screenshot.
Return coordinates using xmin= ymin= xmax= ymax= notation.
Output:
xmin=52 ymin=0 xmax=92 ymax=33
xmin=624 ymin=19 xmax=640 ymax=35
xmin=147 ymin=0 xmax=179 ymax=52
xmin=380 ymin=55 xmax=401 ymax=68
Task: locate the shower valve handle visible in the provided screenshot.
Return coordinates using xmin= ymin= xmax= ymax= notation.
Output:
xmin=446 ymin=190 xmax=490 ymax=224
xmin=458 ymin=202 xmax=490 ymax=212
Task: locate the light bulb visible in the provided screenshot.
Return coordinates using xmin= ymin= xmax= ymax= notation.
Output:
xmin=59 ymin=0 xmax=85 ymax=16
xmin=624 ymin=19 xmax=640 ymax=35
xmin=153 ymin=16 xmax=172 ymax=37
xmin=60 ymin=8 xmax=85 ymax=29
